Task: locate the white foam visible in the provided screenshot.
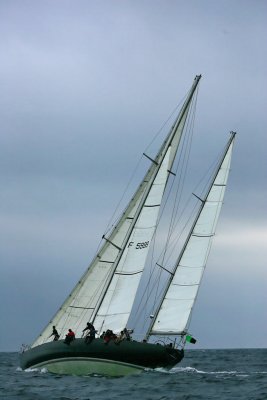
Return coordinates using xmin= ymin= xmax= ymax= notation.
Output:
xmin=23 ymin=367 xmax=48 ymax=374
xmin=153 ymin=366 xmax=250 ymax=376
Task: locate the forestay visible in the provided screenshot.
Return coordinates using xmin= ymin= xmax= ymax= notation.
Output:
xmin=150 ymin=133 xmax=235 ymax=336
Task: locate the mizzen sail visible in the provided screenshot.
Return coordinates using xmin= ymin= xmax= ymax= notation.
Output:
xmin=149 ymin=132 xmax=235 ymax=337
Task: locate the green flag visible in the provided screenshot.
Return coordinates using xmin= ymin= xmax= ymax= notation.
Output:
xmin=186 ymin=335 xmax=197 ymax=344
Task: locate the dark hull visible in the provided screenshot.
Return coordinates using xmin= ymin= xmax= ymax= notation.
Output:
xmin=20 ymin=338 xmax=184 ymax=376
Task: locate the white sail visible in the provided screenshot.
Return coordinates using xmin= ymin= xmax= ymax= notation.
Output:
xmin=32 ymin=157 xmax=158 ymax=347
xmin=93 ymin=148 xmax=172 ymax=333
xmin=150 ymin=134 xmax=235 ymax=336
xmin=31 ymin=75 xmax=201 ymax=347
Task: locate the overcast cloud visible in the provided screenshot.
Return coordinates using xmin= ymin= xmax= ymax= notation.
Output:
xmin=0 ymin=0 xmax=266 ymax=351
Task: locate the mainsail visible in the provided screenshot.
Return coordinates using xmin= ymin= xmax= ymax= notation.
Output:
xmin=32 ymin=75 xmax=201 ymax=347
xmin=148 ymin=132 xmax=236 ymax=337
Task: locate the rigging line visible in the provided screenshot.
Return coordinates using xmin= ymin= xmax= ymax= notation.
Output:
xmin=142 ymin=277 xmax=168 ymax=332
xmin=146 ymin=115 xmax=189 ymax=307
xmin=162 ymin=133 xmax=227 ymax=266
xmin=136 ymin=163 xmax=197 ymax=293
xmin=169 ymin=88 xmax=197 ymax=236
xmin=130 ymin=166 xmax=180 ymax=330
xmin=162 ymin=90 xmax=198 ymax=258
xmin=151 ymin=185 xmax=197 ymax=271
xmin=151 ymin=92 xmax=198 ymax=312
xmin=143 ymin=93 xmax=188 ymax=154
xmin=138 ymin=268 xmax=163 ymax=332
xmin=130 ymin=189 xmax=170 ymax=330
xmin=134 ymin=195 xmax=197 ymax=327
xmin=170 ymin=89 xmax=198 ymax=232
xmin=134 ymin=263 xmax=161 ymax=330
xmin=133 ymin=199 xmax=189 ymax=330
xmin=130 ymin=145 xmax=190 ymax=330
xmin=131 ymin=213 xmax=170 ymax=331
xmin=154 ymin=89 xmax=197 ymax=264
xmin=102 ymin=154 xmax=144 ymax=237
xmin=132 ymin=139 xmax=196 ymax=325
xmin=162 ymin=101 xmax=200 ymax=264
xmin=132 ymin=90 xmax=199 ymax=327
xmin=144 ymin=226 xmax=158 ymax=324
xmin=164 ymin=201 xmax=199 ymax=266
xmin=101 ymin=91 xmax=189 ymax=241
xmin=193 ymin=140 xmax=229 ymax=199
xmin=144 ymin=88 xmax=197 ymax=243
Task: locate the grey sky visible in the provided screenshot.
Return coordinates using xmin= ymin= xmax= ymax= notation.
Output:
xmin=0 ymin=0 xmax=266 ymax=351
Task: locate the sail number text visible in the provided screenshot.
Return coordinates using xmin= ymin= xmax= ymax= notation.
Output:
xmin=128 ymin=241 xmax=150 ymax=250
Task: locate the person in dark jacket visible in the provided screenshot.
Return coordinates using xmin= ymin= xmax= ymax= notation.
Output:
xmin=50 ymin=326 xmax=60 ymax=341
xmin=82 ymin=322 xmax=96 ymax=344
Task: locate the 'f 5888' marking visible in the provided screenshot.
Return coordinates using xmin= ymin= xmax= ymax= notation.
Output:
xmin=128 ymin=241 xmax=150 ymax=249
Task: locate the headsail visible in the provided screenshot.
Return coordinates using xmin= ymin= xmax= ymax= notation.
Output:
xmin=148 ymin=132 xmax=236 ymax=337
xmin=31 ymin=75 xmax=201 ymax=347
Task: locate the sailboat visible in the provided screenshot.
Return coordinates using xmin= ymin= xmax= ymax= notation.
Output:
xmin=20 ymin=75 xmax=236 ymax=376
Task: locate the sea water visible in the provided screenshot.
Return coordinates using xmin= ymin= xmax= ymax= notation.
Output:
xmin=0 ymin=349 xmax=266 ymax=399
